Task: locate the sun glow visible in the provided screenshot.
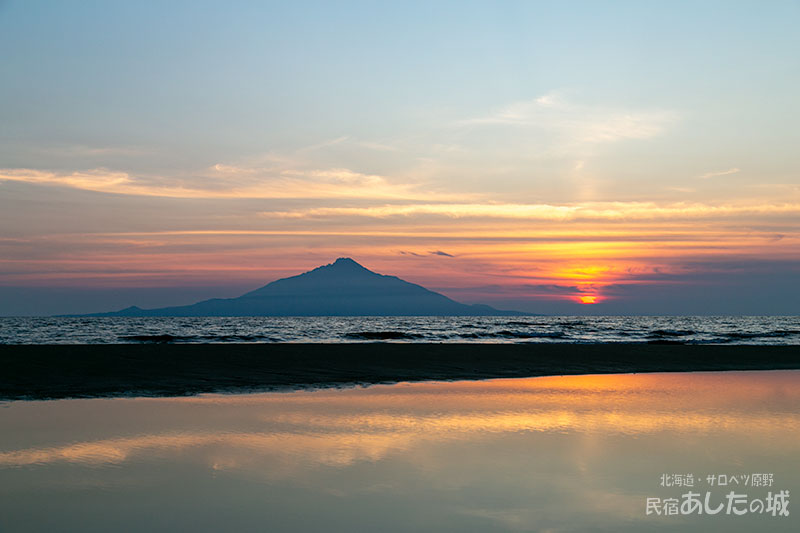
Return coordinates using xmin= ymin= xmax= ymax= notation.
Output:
xmin=579 ymin=295 xmax=598 ymax=304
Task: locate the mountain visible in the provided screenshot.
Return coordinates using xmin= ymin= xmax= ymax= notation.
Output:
xmin=84 ymin=258 xmax=525 ymax=316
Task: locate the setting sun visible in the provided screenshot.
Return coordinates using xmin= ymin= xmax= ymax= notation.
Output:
xmin=579 ymin=296 xmax=598 ymax=304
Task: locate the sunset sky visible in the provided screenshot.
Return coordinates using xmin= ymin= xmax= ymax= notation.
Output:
xmin=1 ymin=0 xmax=799 ymax=315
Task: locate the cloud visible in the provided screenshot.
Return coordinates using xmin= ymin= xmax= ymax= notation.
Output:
xmin=354 ymin=140 xmax=400 ymax=152
xmin=263 ymin=201 xmax=800 ymax=222
xmin=294 ymin=136 xmax=351 ymax=153
xmin=400 ymin=250 xmax=454 ymax=258
xmin=294 ymin=135 xmax=401 ymax=155
xmin=0 ymin=166 xmax=432 ymax=200
xmin=0 ymin=168 xmax=134 ymax=191
xmin=574 ymin=111 xmax=674 ymax=143
xmin=441 ymin=284 xmax=584 ymax=296
xmin=0 ymin=96 xmax=678 ymax=204
xmin=698 ymin=167 xmax=741 ymax=179
xmin=458 ymin=91 xmax=568 ymax=126
xmin=36 ymin=144 xmax=149 ymax=157
xmin=457 ymin=91 xmax=677 ymax=145
xmin=534 ymin=92 xmax=563 ymax=108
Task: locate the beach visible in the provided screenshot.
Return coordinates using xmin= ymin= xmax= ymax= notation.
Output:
xmin=1 ymin=343 xmax=798 ymax=400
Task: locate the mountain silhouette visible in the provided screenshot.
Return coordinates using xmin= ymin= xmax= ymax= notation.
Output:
xmin=85 ymin=258 xmax=525 ymax=316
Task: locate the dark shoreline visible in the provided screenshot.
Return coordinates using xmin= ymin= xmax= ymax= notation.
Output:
xmin=1 ymin=343 xmax=798 ymax=401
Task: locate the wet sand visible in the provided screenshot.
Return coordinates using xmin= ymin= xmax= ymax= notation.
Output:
xmin=1 ymin=343 xmax=798 ymax=400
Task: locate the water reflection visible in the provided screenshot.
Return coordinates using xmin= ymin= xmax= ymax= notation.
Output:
xmin=1 ymin=371 xmax=798 ymax=532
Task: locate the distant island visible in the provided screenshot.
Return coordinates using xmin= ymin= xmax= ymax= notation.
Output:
xmin=82 ymin=257 xmax=526 ymax=317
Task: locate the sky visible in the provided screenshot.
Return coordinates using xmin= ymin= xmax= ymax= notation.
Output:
xmin=1 ymin=0 xmax=799 ymax=315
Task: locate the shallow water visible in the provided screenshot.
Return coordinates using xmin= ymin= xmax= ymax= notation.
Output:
xmin=1 ymin=371 xmax=798 ymax=531
xmin=2 ymin=315 xmax=800 ymax=344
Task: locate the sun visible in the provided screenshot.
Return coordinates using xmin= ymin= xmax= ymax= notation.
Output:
xmin=579 ymin=295 xmax=598 ymax=304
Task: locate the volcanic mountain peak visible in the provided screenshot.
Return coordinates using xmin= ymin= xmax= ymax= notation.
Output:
xmin=84 ymin=258 xmax=525 ymax=316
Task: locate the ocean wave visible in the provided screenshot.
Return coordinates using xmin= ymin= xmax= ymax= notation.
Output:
xmin=343 ymin=331 xmax=424 ymax=340
xmin=119 ymin=334 xmax=280 ymax=343
xmin=504 ymin=321 xmax=549 ymax=327
xmin=458 ymin=330 xmax=566 ymax=339
xmin=648 ymin=329 xmax=697 ymax=337
xmin=2 ymin=316 xmax=798 ymax=345
xmin=556 ymin=320 xmax=587 ymax=327
xmin=119 ymin=334 xmax=192 ymax=343
xmin=720 ymin=330 xmax=799 ymax=340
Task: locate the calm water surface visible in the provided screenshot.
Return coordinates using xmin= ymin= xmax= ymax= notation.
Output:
xmin=1 ymin=371 xmax=798 ymax=532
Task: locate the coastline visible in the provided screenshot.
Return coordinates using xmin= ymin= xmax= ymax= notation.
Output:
xmin=2 ymin=343 xmax=798 ymax=401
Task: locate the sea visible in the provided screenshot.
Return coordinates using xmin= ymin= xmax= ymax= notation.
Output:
xmin=1 ymin=315 xmax=799 ymax=344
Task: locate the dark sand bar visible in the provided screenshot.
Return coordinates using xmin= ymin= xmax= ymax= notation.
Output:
xmin=1 ymin=343 xmax=798 ymax=400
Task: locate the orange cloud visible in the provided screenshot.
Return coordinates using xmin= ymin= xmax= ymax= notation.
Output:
xmin=0 ymin=167 xmax=441 ymax=200
xmin=261 ymin=201 xmax=800 ymax=222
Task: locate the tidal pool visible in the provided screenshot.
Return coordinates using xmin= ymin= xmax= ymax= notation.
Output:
xmin=1 ymin=371 xmax=797 ymax=532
